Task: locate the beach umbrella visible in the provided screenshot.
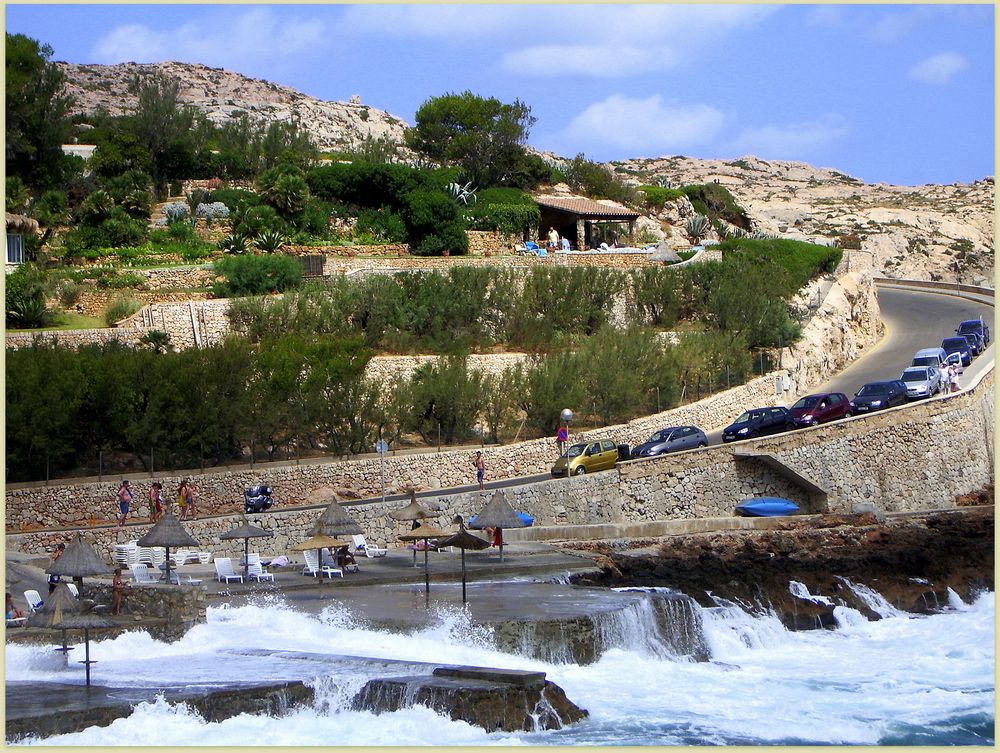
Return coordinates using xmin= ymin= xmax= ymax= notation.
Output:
xmin=311 ymin=499 xmax=364 ymax=538
xmin=398 ymin=522 xmax=451 ymax=606
xmin=26 ymin=582 xmax=81 ymax=664
xmin=389 ymin=491 xmax=434 ymax=566
xmin=467 ymin=490 xmax=527 ymax=562
xmin=49 ymin=611 xmax=118 ymax=686
xmin=45 ymin=532 xmax=113 ymax=589
xmin=436 ymin=516 xmax=490 ymax=604
xmin=291 ymin=534 xmax=351 ymax=597
xmin=136 ymin=511 xmax=199 ymax=586
xmin=220 ymin=516 xmax=275 ymax=580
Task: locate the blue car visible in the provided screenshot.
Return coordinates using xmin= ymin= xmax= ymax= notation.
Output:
xmin=941 ymin=336 xmax=973 ymax=366
xmin=957 ymin=318 xmax=990 ymax=348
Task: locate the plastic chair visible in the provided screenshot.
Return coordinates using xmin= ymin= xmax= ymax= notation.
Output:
xmin=352 ymin=535 xmax=387 ymax=558
xmin=214 ymin=557 xmax=244 ymax=584
xmin=23 ymin=589 xmax=43 ymax=612
xmin=248 ymin=562 xmax=274 ymax=582
xmin=301 ymin=550 xmax=343 ymax=578
xmin=129 ymin=564 xmax=156 ymax=585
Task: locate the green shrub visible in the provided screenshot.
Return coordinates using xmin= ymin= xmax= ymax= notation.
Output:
xmin=208 ymin=187 xmax=262 ymax=210
xmin=401 ymin=355 xmax=484 ymax=445
xmin=104 ymin=296 xmax=142 ymax=326
xmin=412 ymin=222 xmax=468 ymax=256
xmin=166 ymin=220 xmax=199 ymax=243
xmin=681 ymin=184 xmax=749 ymax=229
xmin=212 ymin=254 xmax=303 ymax=297
xmin=637 ymin=185 xmax=684 ymax=209
xmin=96 ymin=271 xmax=146 ymax=290
xmin=564 ymin=154 xmax=638 ymax=204
xmin=356 ymin=207 xmax=407 ymax=243
xmin=718 ymin=237 xmax=842 ymax=291
xmin=5 ymin=264 xmax=53 ymax=328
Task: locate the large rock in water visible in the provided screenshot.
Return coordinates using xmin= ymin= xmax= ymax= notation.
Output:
xmin=351 ymin=666 xmax=587 ymax=732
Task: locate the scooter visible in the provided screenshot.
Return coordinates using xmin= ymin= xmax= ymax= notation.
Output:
xmin=244 ymin=484 xmax=274 ymax=514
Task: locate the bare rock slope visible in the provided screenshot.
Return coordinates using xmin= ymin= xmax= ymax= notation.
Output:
xmin=614 ymin=155 xmax=994 ymax=286
xmin=59 ymin=60 xmax=408 ymax=152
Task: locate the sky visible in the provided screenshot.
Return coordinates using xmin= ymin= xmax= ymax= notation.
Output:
xmin=4 ymin=3 xmax=995 ymax=186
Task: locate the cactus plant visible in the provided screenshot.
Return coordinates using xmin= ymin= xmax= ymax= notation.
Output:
xmin=446 ymin=181 xmax=478 ymax=206
xmin=219 ymin=232 xmax=250 ymax=255
xmin=254 ymin=229 xmax=286 ymax=253
xmin=685 ymin=214 xmax=711 ymax=243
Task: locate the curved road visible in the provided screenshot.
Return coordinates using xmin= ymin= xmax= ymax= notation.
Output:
xmin=345 ymin=284 xmax=994 ymax=508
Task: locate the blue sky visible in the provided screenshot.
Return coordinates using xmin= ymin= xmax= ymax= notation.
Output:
xmin=5 ymin=4 xmax=994 ymax=185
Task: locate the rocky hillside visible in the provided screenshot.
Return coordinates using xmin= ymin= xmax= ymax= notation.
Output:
xmin=612 ymin=154 xmax=994 ymax=286
xmin=59 ymin=62 xmax=992 ymax=286
xmin=58 ymin=60 xmax=408 ymax=152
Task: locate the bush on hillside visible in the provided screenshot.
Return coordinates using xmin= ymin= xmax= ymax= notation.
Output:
xmin=212 ymin=254 xmax=303 ymax=297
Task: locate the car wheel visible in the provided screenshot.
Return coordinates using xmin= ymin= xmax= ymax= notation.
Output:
xmin=574 ymin=466 xmax=586 ymax=476
xmin=697 ymin=442 xmax=707 ymax=448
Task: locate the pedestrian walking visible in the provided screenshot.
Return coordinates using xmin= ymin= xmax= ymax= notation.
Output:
xmin=949 ymin=363 xmax=961 ymax=393
xmin=183 ymin=479 xmax=197 ymax=520
xmin=938 ymin=362 xmax=950 ymax=395
xmin=148 ymin=482 xmax=164 ymax=522
xmin=177 ymin=480 xmax=189 ymax=520
xmin=473 ymin=451 xmax=486 ymax=491
xmin=547 ymin=227 xmax=560 ymax=250
xmin=116 ymin=480 xmax=133 ymax=527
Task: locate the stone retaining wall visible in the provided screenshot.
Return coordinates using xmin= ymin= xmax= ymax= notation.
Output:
xmin=5 ymin=367 xmax=992 ymax=560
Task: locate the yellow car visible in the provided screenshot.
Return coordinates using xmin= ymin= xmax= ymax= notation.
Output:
xmin=551 ymin=439 xmax=619 ymax=477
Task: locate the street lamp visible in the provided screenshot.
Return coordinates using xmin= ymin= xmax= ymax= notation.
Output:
xmin=559 ymin=408 xmax=573 ymax=460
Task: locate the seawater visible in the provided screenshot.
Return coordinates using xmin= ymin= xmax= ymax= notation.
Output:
xmin=6 ymin=588 xmax=994 ymax=746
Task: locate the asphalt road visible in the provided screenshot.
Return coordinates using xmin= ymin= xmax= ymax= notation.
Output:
xmin=346 ymin=284 xmax=994 ymax=507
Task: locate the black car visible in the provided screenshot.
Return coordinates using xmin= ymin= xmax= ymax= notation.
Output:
xmin=941 ymin=336 xmax=973 ymax=366
xmin=851 ymin=380 xmax=908 ymax=413
xmin=957 ymin=318 xmax=990 ymax=348
xmin=722 ymin=406 xmax=793 ymax=443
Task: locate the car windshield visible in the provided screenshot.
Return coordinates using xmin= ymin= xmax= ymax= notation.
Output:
xmin=733 ymin=411 xmax=751 ymax=424
xmin=912 ymin=357 xmax=936 ymax=367
xmin=901 ymin=369 xmax=928 ymax=383
xmin=958 ymin=322 xmax=981 ymax=332
xmin=565 ymin=444 xmax=586 ymax=458
xmin=648 ymin=430 xmax=673 ymax=443
xmin=942 ymin=338 xmax=968 ymax=349
xmin=856 ymin=384 xmax=888 ymax=396
xmin=792 ymin=396 xmax=821 ymax=410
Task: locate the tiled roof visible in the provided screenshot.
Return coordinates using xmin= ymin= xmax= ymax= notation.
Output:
xmin=534 ymin=196 xmax=640 ymax=219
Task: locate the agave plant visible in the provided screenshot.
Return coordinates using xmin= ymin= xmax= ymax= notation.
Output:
xmin=219 ymin=232 xmax=250 ymax=255
xmin=446 ymin=181 xmax=478 ymax=206
xmin=685 ymin=214 xmax=711 ymax=243
xmin=254 ymin=229 xmax=286 ymax=253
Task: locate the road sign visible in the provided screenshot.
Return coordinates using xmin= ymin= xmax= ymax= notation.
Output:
xmin=375 ymin=440 xmax=389 ymax=455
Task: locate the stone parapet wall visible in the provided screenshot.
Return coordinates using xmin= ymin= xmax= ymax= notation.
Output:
xmin=5 ymin=328 xmax=147 ymax=351
xmin=136 ymin=267 xmax=215 ymax=291
xmin=466 ymin=230 xmax=505 ymax=256
xmin=71 ymin=289 xmax=212 ymax=319
xmin=364 ymin=352 xmax=532 ymax=383
xmin=6 ymin=367 xmax=992 ymax=559
xmin=288 ymin=243 xmax=407 ymax=258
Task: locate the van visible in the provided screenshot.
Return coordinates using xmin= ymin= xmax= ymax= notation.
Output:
xmin=911 ymin=347 xmax=947 ymax=369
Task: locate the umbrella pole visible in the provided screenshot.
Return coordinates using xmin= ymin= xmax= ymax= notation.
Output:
xmin=412 ymin=546 xmax=417 ymax=568
xmin=461 ymin=548 xmax=467 ymax=604
xmin=317 ymin=548 xmax=323 ymax=599
xmin=165 ymin=546 xmax=171 ymax=584
xmin=499 ymin=528 xmax=504 ymax=563
xmin=423 ymin=539 xmax=430 ymax=606
xmin=244 ymin=538 xmax=250 ymax=581
xmin=83 ymin=630 xmax=92 ymax=686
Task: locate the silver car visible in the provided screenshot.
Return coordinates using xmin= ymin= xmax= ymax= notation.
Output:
xmin=630 ymin=426 xmax=708 ymax=458
xmin=900 ymin=366 xmax=943 ymax=399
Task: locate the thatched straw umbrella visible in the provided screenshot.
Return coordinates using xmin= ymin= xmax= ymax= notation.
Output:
xmin=436 ymin=516 xmax=490 ymax=604
xmin=468 ymin=490 xmax=527 ymax=562
xmin=136 ymin=511 xmax=199 ymax=585
xmin=389 ymin=490 xmax=434 ymax=566
xmin=48 ymin=611 xmax=118 ymax=686
xmin=291 ymin=534 xmax=351 ymax=598
xmin=5 ymin=212 xmax=39 ymax=234
xmin=311 ymin=499 xmax=364 ymax=539
xmin=26 ymin=582 xmax=81 ymax=664
xmin=45 ymin=532 xmax=113 ymax=590
xmin=398 ymin=522 xmax=451 ymax=606
xmin=220 ymin=516 xmax=275 ymax=580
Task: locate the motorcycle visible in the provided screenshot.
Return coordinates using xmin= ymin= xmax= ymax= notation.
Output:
xmin=244 ymin=484 xmax=274 ymax=514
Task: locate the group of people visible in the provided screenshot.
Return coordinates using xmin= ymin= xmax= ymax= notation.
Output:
xmin=115 ymin=478 xmax=197 ymax=526
xmin=940 ymin=361 xmax=962 ymax=393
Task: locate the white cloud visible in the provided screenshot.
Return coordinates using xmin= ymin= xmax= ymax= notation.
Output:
xmin=504 ymin=46 xmax=676 ymax=78
xmin=804 ymin=6 xmax=845 ymax=28
xmin=338 ymin=5 xmax=523 ymax=38
xmin=90 ymin=8 xmax=326 ymax=68
xmin=727 ymin=114 xmax=849 ymax=160
xmin=868 ymin=6 xmax=939 ymax=44
xmin=908 ymin=52 xmax=969 ymax=86
xmin=553 ymin=94 xmax=724 ymax=155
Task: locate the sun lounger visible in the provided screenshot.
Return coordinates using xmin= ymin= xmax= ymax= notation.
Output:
xmin=214 ymin=557 xmax=244 ymax=584
xmin=248 ymin=562 xmax=275 ymax=582
xmin=66 ymin=583 xmax=80 ymax=598
xmin=352 ymin=535 xmax=387 ymax=558
xmin=129 ymin=564 xmax=157 ymax=585
xmin=23 ymin=589 xmax=43 ymax=612
xmin=302 ymin=550 xmax=343 ymax=578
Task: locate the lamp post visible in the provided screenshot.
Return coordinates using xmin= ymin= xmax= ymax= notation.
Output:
xmin=559 ymin=408 xmax=573 ymax=475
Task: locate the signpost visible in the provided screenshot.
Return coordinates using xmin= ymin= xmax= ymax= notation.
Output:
xmin=375 ymin=439 xmax=389 ymax=504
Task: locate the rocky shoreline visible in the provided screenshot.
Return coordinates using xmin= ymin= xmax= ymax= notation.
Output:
xmin=568 ymin=496 xmax=993 ymax=630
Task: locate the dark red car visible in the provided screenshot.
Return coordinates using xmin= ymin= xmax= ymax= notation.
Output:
xmin=788 ymin=392 xmax=852 ymax=428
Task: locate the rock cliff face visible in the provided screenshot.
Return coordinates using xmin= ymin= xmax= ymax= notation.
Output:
xmin=59 ymin=61 xmax=408 ymax=151
xmin=613 ymin=155 xmax=994 ymax=286
xmin=571 ymin=503 xmax=994 ymax=630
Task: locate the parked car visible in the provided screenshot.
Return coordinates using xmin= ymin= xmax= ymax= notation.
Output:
xmin=945 ymin=351 xmax=965 ymax=374
xmin=959 ymin=330 xmax=984 ymax=357
xmin=722 ymin=406 xmax=793 ymax=443
xmin=941 ymin=336 xmax=973 ymax=366
xmin=631 ymin=426 xmax=708 ymax=458
xmin=787 ymin=392 xmax=852 ymax=428
xmin=851 ymin=380 xmax=908 ymax=413
xmin=551 ymin=439 xmax=619 ymax=476
xmin=957 ymin=318 xmax=990 ymax=347
xmin=911 ymin=347 xmax=948 ymax=369
xmin=899 ymin=366 xmax=944 ymax=399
